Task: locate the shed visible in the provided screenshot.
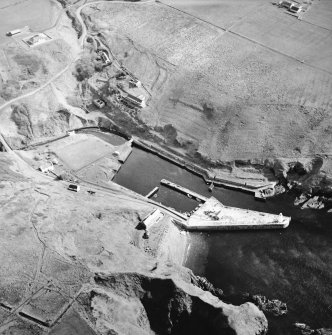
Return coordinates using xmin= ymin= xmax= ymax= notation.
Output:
xmin=140 ymin=209 xmax=164 ymax=230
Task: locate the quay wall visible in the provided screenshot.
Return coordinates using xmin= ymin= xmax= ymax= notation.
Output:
xmin=184 ymin=223 xmax=290 ymax=231
xmin=131 ymin=138 xmax=270 ymax=193
xmin=173 ymin=220 xmax=290 ymax=231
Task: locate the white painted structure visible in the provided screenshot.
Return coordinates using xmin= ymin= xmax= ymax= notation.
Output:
xmin=142 ymin=209 xmax=164 ymax=230
xmin=99 ymin=51 xmax=111 ymax=65
xmin=68 ymin=184 xmax=80 ymax=192
xmin=6 ymin=29 xmax=21 ymax=36
xmin=39 ymin=162 xmax=54 ymax=173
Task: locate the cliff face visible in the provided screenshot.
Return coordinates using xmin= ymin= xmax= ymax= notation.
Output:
xmin=268 ymin=156 xmax=332 ymax=195
xmin=90 ymin=272 xmax=267 ymax=335
xmin=0 ymin=152 xmax=267 ymax=335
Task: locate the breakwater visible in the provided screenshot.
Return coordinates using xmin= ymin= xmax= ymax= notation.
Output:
xmin=145 ymin=186 xmax=159 ymax=198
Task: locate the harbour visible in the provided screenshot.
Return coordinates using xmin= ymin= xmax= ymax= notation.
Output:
xmin=109 ymin=133 xmax=332 ymax=334
xmin=16 ymin=129 xmax=331 ymax=334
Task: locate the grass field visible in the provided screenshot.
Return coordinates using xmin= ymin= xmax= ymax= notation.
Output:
xmin=54 ymin=136 xmax=115 ymax=171
xmin=84 ymin=0 xmax=332 ymax=163
xmin=162 ymin=0 xmax=268 ymax=29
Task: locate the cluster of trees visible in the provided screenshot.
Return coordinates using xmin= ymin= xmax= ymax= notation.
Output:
xmin=73 ymin=51 xmax=107 ymax=82
xmin=73 ymin=56 xmax=95 ymax=82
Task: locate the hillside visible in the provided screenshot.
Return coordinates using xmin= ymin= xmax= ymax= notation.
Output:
xmin=81 ymin=0 xmax=332 ymax=192
xmin=0 ymin=151 xmax=267 ymax=335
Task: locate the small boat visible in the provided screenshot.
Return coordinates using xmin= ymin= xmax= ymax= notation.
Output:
xmin=208 ymin=182 xmax=214 ymax=192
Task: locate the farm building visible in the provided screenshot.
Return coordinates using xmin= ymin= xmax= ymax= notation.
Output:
xmin=99 ymin=51 xmax=111 ymax=65
xmin=140 ymin=209 xmax=164 ymax=230
xmin=122 ymin=93 xmax=146 ymax=108
xmin=23 ymin=33 xmax=51 ymax=47
xmin=278 ymin=0 xmax=297 ymax=9
xmin=6 ymin=29 xmax=21 ymax=36
xmin=129 ymin=79 xmax=142 ymax=88
xmin=39 ymin=162 xmax=54 ymax=173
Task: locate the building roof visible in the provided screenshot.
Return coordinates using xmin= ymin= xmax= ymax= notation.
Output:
xmin=127 ymin=93 xmax=145 ymax=103
xmin=142 ymin=209 xmax=164 ymax=229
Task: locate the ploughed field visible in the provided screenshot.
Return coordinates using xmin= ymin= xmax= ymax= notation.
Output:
xmin=83 ymin=0 xmax=332 ymax=164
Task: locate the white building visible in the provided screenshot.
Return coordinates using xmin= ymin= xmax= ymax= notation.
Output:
xmin=99 ymin=51 xmax=111 ymax=65
xmin=39 ymin=162 xmax=54 ymax=173
xmin=122 ymin=93 xmax=146 ymax=108
xmin=141 ymin=209 xmax=164 ymax=230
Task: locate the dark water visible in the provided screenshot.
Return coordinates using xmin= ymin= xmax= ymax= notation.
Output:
xmin=93 ymin=132 xmax=332 ymax=333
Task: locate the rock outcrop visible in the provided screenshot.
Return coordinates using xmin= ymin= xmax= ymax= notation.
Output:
xmin=250 ymin=295 xmax=287 ymax=317
xmin=191 ymin=274 xmax=224 ymax=300
xmin=294 ymin=323 xmax=332 ymax=335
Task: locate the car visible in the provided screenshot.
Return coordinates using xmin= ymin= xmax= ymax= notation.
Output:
xmin=68 ymin=184 xmax=80 ymax=192
xmin=289 ymin=4 xmax=302 ymax=13
xmin=278 ymin=0 xmax=294 ymax=9
xmin=93 ymin=99 xmax=105 ymax=109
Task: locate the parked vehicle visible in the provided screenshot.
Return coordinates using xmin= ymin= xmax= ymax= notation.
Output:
xmin=278 ymin=0 xmax=294 ymax=9
xmin=68 ymin=184 xmax=80 ymax=192
xmin=289 ymin=3 xmax=303 ymax=13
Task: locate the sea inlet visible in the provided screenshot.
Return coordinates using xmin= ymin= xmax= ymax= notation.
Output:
xmin=92 ymin=131 xmax=332 ymax=334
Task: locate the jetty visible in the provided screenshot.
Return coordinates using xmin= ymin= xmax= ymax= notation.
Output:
xmin=173 ymin=197 xmax=291 ymax=231
xmin=114 ymin=140 xmax=132 ymax=163
xmin=157 ymin=178 xmax=291 ymax=231
xmin=146 ymin=187 xmax=159 ymax=198
xmin=160 ymin=179 xmax=208 ymax=202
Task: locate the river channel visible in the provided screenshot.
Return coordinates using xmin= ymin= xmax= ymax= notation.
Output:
xmin=89 ymin=131 xmax=332 ymax=334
